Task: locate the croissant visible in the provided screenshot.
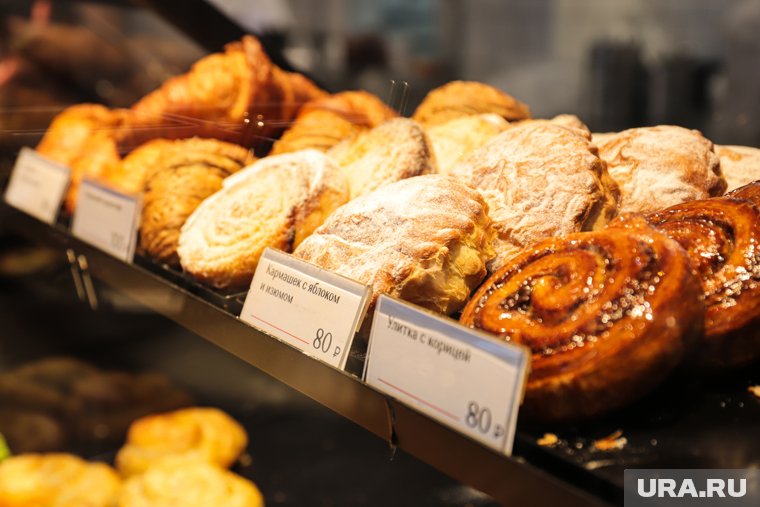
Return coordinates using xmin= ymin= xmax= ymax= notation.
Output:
xmin=36 ymin=104 xmax=127 ymax=213
xmin=270 ymin=91 xmax=397 ymax=155
xmin=460 ymin=217 xmax=702 ymax=421
xmin=136 ymin=138 xmax=255 ymax=266
xmin=645 ymin=196 xmax=760 ymax=369
xmin=116 ymin=36 xmax=325 ymax=153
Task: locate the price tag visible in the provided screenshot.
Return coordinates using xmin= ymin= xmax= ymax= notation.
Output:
xmin=364 ymin=295 xmax=530 ymax=455
xmin=240 ymin=248 xmax=372 ymax=369
xmin=71 ymin=178 xmax=142 ymax=262
xmin=4 ymin=147 xmax=70 ymax=224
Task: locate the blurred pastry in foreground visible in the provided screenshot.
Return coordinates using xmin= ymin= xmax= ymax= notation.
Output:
xmin=294 ymin=174 xmax=495 ymax=315
xmin=715 ymin=145 xmax=760 ymax=192
xmin=450 ymin=122 xmax=619 ymax=271
xmin=115 ymin=407 xmax=247 ymax=477
xmin=137 ymin=138 xmax=255 ymax=266
xmin=595 ymin=125 xmax=725 ymax=214
xmin=0 ymin=453 xmax=121 ymax=507
xmin=118 ymin=458 xmax=264 ymax=507
xmin=329 ymin=117 xmax=436 ymax=199
xmin=461 ymin=217 xmax=702 ymax=421
xmin=644 ymin=197 xmax=760 ymax=369
xmin=270 ymin=90 xmax=397 ymax=155
xmin=412 ymin=80 xmax=531 ymax=126
xmin=426 ymin=114 xmax=509 ymax=175
xmin=178 ymin=150 xmax=349 ymax=289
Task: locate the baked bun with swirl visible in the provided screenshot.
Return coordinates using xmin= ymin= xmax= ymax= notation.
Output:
xmin=450 ymin=122 xmax=619 ymax=271
xmin=644 ymin=196 xmax=760 ymax=369
xmin=178 ymin=150 xmax=349 ymax=289
xmin=460 ymin=217 xmax=702 ymax=421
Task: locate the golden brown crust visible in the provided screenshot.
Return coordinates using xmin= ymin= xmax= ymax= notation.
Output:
xmin=460 ymin=218 xmax=702 ymax=421
xmin=328 ymin=117 xmax=437 ymax=199
xmin=178 ymin=150 xmax=349 ymax=289
xmin=412 ymin=80 xmax=531 ymax=126
xmin=0 ymin=453 xmax=121 ymax=507
xmin=596 ymin=125 xmax=726 ymax=214
xmin=727 ymin=180 xmax=760 ymax=206
xmin=136 ymin=138 xmax=255 ymax=266
xmin=115 ymin=407 xmax=247 ymax=478
xmin=644 ymin=197 xmax=760 ymax=369
xmin=118 ymin=458 xmax=263 ymax=507
xmin=36 ymin=104 xmax=127 ymax=214
xmin=271 ymin=90 xmax=397 ymax=155
xmin=294 ymin=174 xmax=496 ymax=315
xmin=117 ymin=36 xmax=324 ymax=152
xmin=513 ymin=114 xmax=591 ymax=139
xmin=450 ymin=122 xmax=619 ymax=271
xmin=426 ymin=114 xmax=509 ymax=175
xmin=715 ymin=145 xmax=760 ymax=192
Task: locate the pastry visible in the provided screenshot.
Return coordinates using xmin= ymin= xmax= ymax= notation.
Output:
xmin=596 ymin=125 xmax=726 ymax=214
xmin=294 ymin=174 xmax=496 ymax=315
xmin=328 ymin=117 xmax=436 ymax=199
xmin=644 ymin=197 xmax=760 ymax=369
xmin=115 ymin=407 xmax=247 ymax=477
xmin=460 ymin=217 xmax=702 ymax=421
xmin=425 ymin=113 xmax=509 ymax=175
xmin=136 ymin=138 xmax=255 ymax=265
xmin=36 ymin=104 xmax=127 ymax=213
xmin=117 ymin=35 xmax=325 ymax=152
xmin=450 ymin=122 xmax=619 ymax=271
xmin=118 ymin=458 xmax=263 ymax=507
xmin=0 ymin=453 xmax=121 ymax=507
xmin=515 ymin=114 xmax=591 ymax=139
xmin=178 ymin=150 xmax=349 ymax=289
xmin=727 ymin=180 xmax=760 ymax=205
xmin=412 ymin=80 xmax=531 ymax=126
xmin=271 ymin=90 xmax=397 ymax=155
xmin=715 ymin=145 xmax=760 ymax=192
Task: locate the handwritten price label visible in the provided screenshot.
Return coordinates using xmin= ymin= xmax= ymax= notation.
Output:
xmin=71 ymin=178 xmax=142 ymax=262
xmin=4 ymin=148 xmax=70 ymax=224
xmin=240 ymin=248 xmax=371 ymax=369
xmin=364 ymin=296 xmax=530 ymax=455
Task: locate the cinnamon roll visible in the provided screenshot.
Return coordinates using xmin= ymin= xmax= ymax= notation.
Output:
xmin=727 ymin=180 xmax=760 ymax=207
xmin=645 ymin=197 xmax=760 ymax=369
xmin=460 ymin=218 xmax=702 ymax=421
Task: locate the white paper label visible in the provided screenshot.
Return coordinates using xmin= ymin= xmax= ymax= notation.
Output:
xmin=364 ymin=295 xmax=530 ymax=455
xmin=240 ymin=248 xmax=372 ymax=369
xmin=4 ymin=147 xmax=70 ymax=224
xmin=71 ymin=178 xmax=142 ymax=262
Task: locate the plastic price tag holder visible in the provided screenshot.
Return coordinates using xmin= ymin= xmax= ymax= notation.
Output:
xmin=71 ymin=178 xmax=142 ymax=262
xmin=4 ymin=147 xmax=70 ymax=224
xmin=364 ymin=295 xmax=530 ymax=455
xmin=240 ymin=248 xmax=372 ymax=370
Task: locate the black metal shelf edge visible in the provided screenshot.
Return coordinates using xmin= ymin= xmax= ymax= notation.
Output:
xmin=0 ymin=205 xmax=610 ymax=507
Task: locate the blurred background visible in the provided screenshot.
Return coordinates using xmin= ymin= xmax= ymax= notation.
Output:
xmin=1 ymin=1 xmax=759 ymax=505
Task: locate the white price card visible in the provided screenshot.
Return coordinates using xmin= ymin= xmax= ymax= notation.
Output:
xmin=71 ymin=178 xmax=142 ymax=262
xmin=240 ymin=248 xmax=372 ymax=369
xmin=364 ymin=295 xmax=530 ymax=455
xmin=4 ymin=147 xmax=70 ymax=224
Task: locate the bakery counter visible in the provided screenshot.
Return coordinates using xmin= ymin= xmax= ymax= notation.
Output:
xmin=0 ymin=204 xmax=608 ymax=507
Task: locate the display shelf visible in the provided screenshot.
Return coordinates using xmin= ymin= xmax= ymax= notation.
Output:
xmin=0 ymin=204 xmax=609 ymax=507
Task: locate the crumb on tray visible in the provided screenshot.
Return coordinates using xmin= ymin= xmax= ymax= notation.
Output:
xmin=537 ymin=433 xmax=559 ymax=447
xmin=592 ymin=430 xmax=627 ymax=451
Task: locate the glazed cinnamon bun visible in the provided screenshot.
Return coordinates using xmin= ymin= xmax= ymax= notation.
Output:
xmin=460 ymin=218 xmax=702 ymax=421
xmin=645 ymin=197 xmax=760 ymax=369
